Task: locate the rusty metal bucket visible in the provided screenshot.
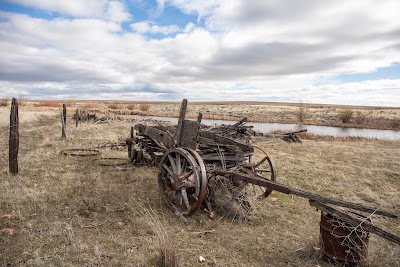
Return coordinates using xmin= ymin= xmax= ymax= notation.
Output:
xmin=319 ymin=211 xmax=370 ymax=266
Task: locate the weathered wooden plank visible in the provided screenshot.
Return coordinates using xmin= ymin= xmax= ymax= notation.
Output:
xmin=9 ymin=97 xmax=19 ymax=174
xmin=180 ymin=120 xmax=200 ymax=149
xmin=199 ymin=131 xmax=253 ymax=151
xmin=143 ymin=125 xmax=176 ymax=149
xmin=176 ymin=99 xmax=187 ymax=146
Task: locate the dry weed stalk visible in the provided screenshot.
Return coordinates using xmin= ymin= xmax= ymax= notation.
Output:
xmin=207 ymin=176 xmax=254 ymax=220
xmin=143 ymin=208 xmax=180 ymax=267
xmin=297 ymin=103 xmax=308 ymax=123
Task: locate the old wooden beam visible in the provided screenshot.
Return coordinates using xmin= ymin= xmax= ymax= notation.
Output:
xmin=142 ymin=125 xmax=176 ymax=149
xmin=180 ymin=120 xmax=200 ymax=149
xmin=9 ymin=97 xmax=19 ymax=174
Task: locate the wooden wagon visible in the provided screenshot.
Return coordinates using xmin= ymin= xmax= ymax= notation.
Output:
xmin=126 ymin=99 xmax=399 ymax=250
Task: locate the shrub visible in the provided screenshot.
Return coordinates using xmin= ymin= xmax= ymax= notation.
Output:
xmin=390 ymin=117 xmax=400 ymax=130
xmin=139 ymin=103 xmax=150 ymax=112
xmin=354 ymin=111 xmax=367 ymax=125
xmin=108 ymin=103 xmax=119 ymax=110
xmin=337 ymin=109 xmax=354 ymax=123
xmin=0 ymin=98 xmax=9 ymax=107
xmin=18 ymin=95 xmax=29 ymax=106
xmin=127 ymin=104 xmax=136 ymax=110
xmin=297 ymin=104 xmax=308 ymax=123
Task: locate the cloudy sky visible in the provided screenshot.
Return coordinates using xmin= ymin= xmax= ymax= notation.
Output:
xmin=0 ymin=0 xmax=400 ymax=106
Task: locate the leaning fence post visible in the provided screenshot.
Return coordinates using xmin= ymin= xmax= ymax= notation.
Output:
xmin=9 ymin=97 xmax=19 ymax=174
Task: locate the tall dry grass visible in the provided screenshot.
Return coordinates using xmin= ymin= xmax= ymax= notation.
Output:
xmin=34 ymin=100 xmax=61 ymax=107
xmin=143 ymin=208 xmax=180 ymax=267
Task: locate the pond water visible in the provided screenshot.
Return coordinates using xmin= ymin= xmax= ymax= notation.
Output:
xmin=130 ymin=115 xmax=400 ymax=140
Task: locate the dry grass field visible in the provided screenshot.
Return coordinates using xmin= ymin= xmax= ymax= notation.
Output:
xmin=1 ymin=99 xmax=399 ymax=130
xmin=0 ymin=107 xmax=399 ymax=266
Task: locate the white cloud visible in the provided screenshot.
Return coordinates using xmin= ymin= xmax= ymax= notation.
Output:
xmin=155 ymin=0 xmax=166 ymax=17
xmin=131 ymin=21 xmax=180 ymax=35
xmin=105 ymin=1 xmax=132 ymax=22
xmin=1 ymin=1 xmax=400 ymax=106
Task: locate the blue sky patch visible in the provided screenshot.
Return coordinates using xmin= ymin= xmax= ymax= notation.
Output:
xmin=0 ymin=2 xmax=55 ymax=19
xmin=335 ymin=62 xmax=400 ymax=83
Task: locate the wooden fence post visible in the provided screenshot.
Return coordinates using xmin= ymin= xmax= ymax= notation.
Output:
xmin=9 ymin=97 xmax=19 ymax=174
xmin=75 ymin=109 xmax=79 ymax=127
xmin=62 ymin=104 xmax=67 ymax=127
xmin=61 ymin=104 xmax=67 ymax=139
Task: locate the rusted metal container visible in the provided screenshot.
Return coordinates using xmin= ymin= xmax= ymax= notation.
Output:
xmin=320 ymin=211 xmax=369 ymax=266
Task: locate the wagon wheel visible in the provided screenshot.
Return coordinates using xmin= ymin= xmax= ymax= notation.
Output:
xmin=249 ymin=145 xmax=277 ymax=198
xmin=158 ymin=148 xmax=206 ymax=216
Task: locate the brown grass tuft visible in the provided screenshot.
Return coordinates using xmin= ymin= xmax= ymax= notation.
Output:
xmin=143 ymin=208 xmax=180 ymax=267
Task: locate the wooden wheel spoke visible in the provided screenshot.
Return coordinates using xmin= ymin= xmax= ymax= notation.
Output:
xmin=255 ymin=157 xmax=268 ymax=168
xmin=256 ymin=168 xmax=271 ymax=173
xmin=176 ymin=153 xmax=182 ymax=175
xmin=167 ymin=154 xmax=177 ymax=174
xmin=181 ymin=188 xmax=191 ymax=211
xmin=162 ymin=164 xmax=175 ymax=179
xmin=181 ymin=170 xmax=194 ymax=181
